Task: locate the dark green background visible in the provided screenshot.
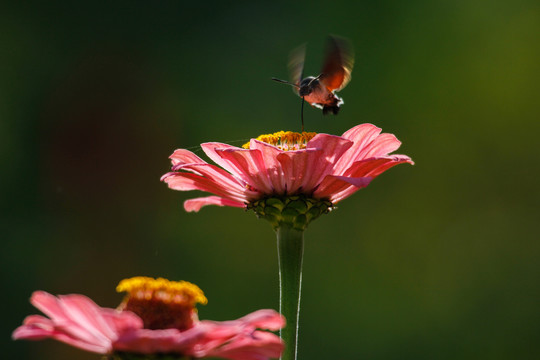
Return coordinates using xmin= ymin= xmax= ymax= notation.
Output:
xmin=2 ymin=1 xmax=539 ymax=359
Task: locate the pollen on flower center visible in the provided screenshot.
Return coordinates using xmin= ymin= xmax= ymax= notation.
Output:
xmin=243 ymin=131 xmax=317 ymax=151
xmin=116 ymin=276 xmax=207 ymax=331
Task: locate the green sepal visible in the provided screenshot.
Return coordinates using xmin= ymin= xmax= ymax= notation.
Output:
xmin=247 ymin=194 xmax=332 ymax=231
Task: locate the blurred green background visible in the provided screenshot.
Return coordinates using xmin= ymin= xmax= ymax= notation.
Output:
xmin=2 ymin=1 xmax=539 ymax=359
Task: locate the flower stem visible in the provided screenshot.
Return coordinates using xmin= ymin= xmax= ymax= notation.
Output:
xmin=276 ymin=224 xmax=304 ymax=360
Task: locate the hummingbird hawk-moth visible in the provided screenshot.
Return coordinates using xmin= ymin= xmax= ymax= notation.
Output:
xmin=272 ymin=36 xmax=354 ymax=117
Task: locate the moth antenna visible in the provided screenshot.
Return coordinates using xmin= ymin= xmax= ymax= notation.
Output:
xmin=271 ymin=77 xmax=299 ymax=88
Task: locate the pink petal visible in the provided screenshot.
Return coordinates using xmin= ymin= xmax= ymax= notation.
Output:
xmin=342 ymin=155 xmax=414 ymax=179
xmin=163 ymin=152 xmax=260 ymax=210
xmin=356 ymin=133 xmax=402 ymax=159
xmin=343 ymin=157 xmax=401 ymax=178
xmin=231 ymin=309 xmax=285 ymax=332
xmin=301 ymin=134 xmax=353 ymax=191
xmin=333 ymin=124 xmax=384 ymax=175
xmin=31 ymin=292 xmax=114 ymax=349
xmin=162 ymin=172 xmax=249 ymax=204
xmin=30 ymin=291 xmax=69 ymax=322
xmin=201 ymin=142 xmax=249 ymax=179
xmin=248 ymin=140 xmax=287 ymax=194
xmin=330 ymin=156 xmax=414 ymax=203
xmin=275 ymin=149 xmax=321 ymax=194
xmin=171 ymin=163 xmax=251 ymax=198
xmin=208 ymin=330 xmax=284 ymax=360
xmin=314 ymin=175 xmax=373 ymax=199
xmin=186 ymin=322 xmax=244 ymax=357
xmin=246 ymin=134 xmax=352 ymax=195
xmin=189 ymin=310 xmax=284 ymax=359
xmin=13 ymin=315 xmax=55 ymax=339
xmin=13 ymin=293 xmax=114 ymax=354
xmin=114 ymin=315 xmax=283 ymax=359
xmin=215 ymin=148 xmax=274 ymax=194
xmin=32 ymin=330 xmax=111 ymax=353
xmin=114 ymin=327 xmax=206 ymax=354
xmin=184 ymin=196 xmax=246 ymax=212
xmin=13 ymin=291 xmax=144 ymax=355
xmin=100 ymin=308 xmax=144 ymax=334
xmin=58 ymin=294 xmax=119 ymax=343
xmin=169 ymin=149 xmax=207 ymax=167
xmin=341 ymin=123 xmax=382 ymax=144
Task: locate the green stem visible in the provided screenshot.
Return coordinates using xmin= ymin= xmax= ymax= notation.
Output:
xmin=276 ymin=225 xmax=304 ymax=360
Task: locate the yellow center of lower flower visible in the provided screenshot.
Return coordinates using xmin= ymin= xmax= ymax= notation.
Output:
xmin=116 ymin=276 xmax=207 ymax=331
xmin=243 ymin=131 xmax=317 ymax=151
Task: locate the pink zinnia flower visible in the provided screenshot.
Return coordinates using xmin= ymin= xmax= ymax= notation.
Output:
xmin=13 ymin=277 xmax=284 ymax=360
xmin=161 ymin=123 xmax=413 ymax=227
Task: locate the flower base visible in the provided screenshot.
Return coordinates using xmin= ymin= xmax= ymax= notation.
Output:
xmin=248 ymin=194 xmax=332 ymax=231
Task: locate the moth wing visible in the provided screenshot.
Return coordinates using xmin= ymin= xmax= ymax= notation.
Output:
xmin=288 ymin=43 xmax=306 ymax=94
xmin=320 ymin=36 xmax=354 ymax=92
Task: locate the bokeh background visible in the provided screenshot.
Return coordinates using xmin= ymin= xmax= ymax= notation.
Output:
xmin=2 ymin=1 xmax=539 ymax=359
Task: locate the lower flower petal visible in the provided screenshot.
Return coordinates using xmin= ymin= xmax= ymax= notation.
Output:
xmin=58 ymin=294 xmax=120 ymax=344
xmin=13 ymin=315 xmax=113 ymax=354
xmin=344 ymin=157 xmax=402 ymax=178
xmin=189 ymin=310 xmax=284 ymax=359
xmin=114 ymin=327 xmax=207 ymax=354
xmin=329 ymin=156 xmax=414 ymax=203
xmin=334 ymin=124 xmax=383 ymax=172
xmin=14 ymin=292 xmax=147 ymax=355
xmin=30 ymin=291 xmax=70 ymax=324
xmin=216 ymin=148 xmax=274 ymax=194
xmin=13 ymin=315 xmax=56 ymax=339
xmin=341 ymin=123 xmax=382 ymax=144
xmin=229 ymin=309 xmax=285 ymax=332
xmin=201 ymin=142 xmax=247 ymax=178
xmin=367 ymin=154 xmax=414 ymax=176
xmin=29 ymin=292 xmax=117 ymax=351
xmin=184 ymin=196 xmax=246 ymax=212
xmin=248 ymin=140 xmax=287 ymax=194
xmin=276 ymin=149 xmax=320 ymax=194
xmin=314 ymin=175 xmax=373 ymax=200
xmin=169 ymin=149 xmax=207 ymax=167
xmin=100 ymin=308 xmax=144 ymax=334
xmin=162 ymin=172 xmax=249 ymax=204
xmin=171 ymin=163 xmax=251 ymax=198
xmin=303 ymin=134 xmax=353 ymax=191
xmin=357 ymin=133 xmax=402 ymax=159
xmin=333 ymin=123 xmax=404 ymax=175
xmin=207 ymin=330 xmax=284 ymax=360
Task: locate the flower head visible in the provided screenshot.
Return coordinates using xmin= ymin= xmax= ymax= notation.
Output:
xmin=13 ymin=277 xmax=285 ymax=360
xmin=162 ymin=123 xmax=413 ymax=229
xmin=116 ymin=276 xmax=207 ymax=331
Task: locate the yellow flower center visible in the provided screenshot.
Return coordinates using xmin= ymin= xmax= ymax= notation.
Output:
xmin=116 ymin=276 xmax=207 ymax=331
xmin=243 ymin=131 xmax=317 ymax=151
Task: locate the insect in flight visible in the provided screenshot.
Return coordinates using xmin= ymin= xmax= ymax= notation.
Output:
xmin=272 ymin=35 xmax=354 ymax=130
